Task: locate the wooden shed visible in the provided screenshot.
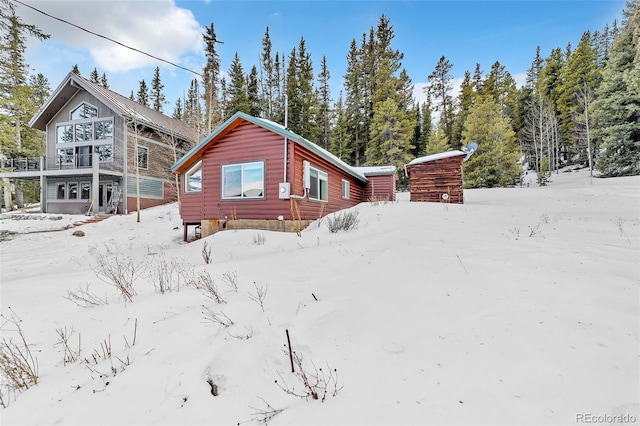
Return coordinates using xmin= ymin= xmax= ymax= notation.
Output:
xmin=171 ymin=112 xmax=396 ymax=240
xmin=406 ymin=150 xmax=466 ymax=204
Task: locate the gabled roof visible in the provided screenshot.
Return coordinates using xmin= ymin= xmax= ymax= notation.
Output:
xmin=407 ymin=150 xmax=466 ymax=166
xmin=30 ymin=72 xmax=198 ymax=143
xmin=352 ymin=165 xmax=397 ymax=177
xmin=171 ymin=111 xmax=369 ymax=183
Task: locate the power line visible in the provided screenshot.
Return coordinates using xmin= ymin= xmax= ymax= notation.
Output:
xmin=11 ymin=0 xmax=205 ymax=77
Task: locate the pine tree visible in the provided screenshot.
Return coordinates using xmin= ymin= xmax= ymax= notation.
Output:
xmin=426 ymin=56 xmax=455 ymax=143
xmin=425 ymin=124 xmax=450 ymax=155
xmin=317 ymin=55 xmax=332 ymax=149
xmin=224 ymin=52 xmax=249 ymax=118
xmin=260 ymin=27 xmax=275 ymax=120
xmin=420 ymin=100 xmax=432 ymax=156
xmin=90 ymin=67 xmax=99 ymax=84
xmin=71 ymin=64 xmax=80 ymax=75
xmin=247 ymin=65 xmax=260 ymax=116
xmin=330 ymin=92 xmax=351 ymax=160
xmin=172 ymin=97 xmax=183 ymax=121
xmin=202 ymin=22 xmax=221 ymax=133
xmin=0 ymin=1 xmax=49 ymax=208
xmin=137 ymin=79 xmax=149 ymax=107
xmin=150 ymin=66 xmax=166 ymax=112
xmin=557 ymin=31 xmax=601 ymax=163
xmin=100 ymin=73 xmax=109 ymax=89
xmin=593 ymin=0 xmax=640 ymax=176
xmin=462 ymin=96 xmax=522 ymax=188
xmin=185 ymin=78 xmax=203 ymax=137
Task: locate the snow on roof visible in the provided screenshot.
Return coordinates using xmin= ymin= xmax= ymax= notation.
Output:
xmin=407 ymin=150 xmax=466 ymax=166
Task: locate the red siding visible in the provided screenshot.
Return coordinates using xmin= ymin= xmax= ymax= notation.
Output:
xmin=408 ymin=156 xmax=464 ymax=203
xmin=178 ymin=121 xmax=368 ymax=223
xmin=362 ymin=174 xmax=396 ymax=201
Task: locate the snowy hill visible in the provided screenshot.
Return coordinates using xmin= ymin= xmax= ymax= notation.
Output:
xmin=1 ymin=168 xmax=638 ymax=425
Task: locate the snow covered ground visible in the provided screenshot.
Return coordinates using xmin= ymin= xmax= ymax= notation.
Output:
xmin=1 ymin=168 xmax=638 ymax=426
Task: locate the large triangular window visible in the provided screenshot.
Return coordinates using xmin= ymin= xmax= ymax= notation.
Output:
xmin=70 ymin=103 xmax=98 ymax=120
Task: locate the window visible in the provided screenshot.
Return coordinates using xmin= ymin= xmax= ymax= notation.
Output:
xmin=70 ymin=103 xmax=97 ymax=120
xmin=185 ymin=161 xmax=202 ymax=193
xmin=56 ymin=183 xmax=66 ymax=199
xmin=341 ymin=179 xmax=350 ymax=199
xmin=57 ymin=148 xmax=74 ymax=165
xmin=95 ymin=145 xmax=113 ymax=162
xmin=137 ymin=146 xmax=148 ymax=170
xmin=68 ymin=183 xmax=78 ymax=200
xmin=94 ymin=120 xmax=113 ymax=140
xmin=80 ymin=182 xmax=91 ymax=200
xmin=309 ymin=166 xmax=328 ymax=201
xmin=57 ymin=125 xmax=73 ymax=144
xmin=222 ymin=161 xmax=264 ymax=199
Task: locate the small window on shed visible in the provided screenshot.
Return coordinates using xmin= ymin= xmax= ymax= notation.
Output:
xmin=341 ymin=179 xmax=350 ymax=199
xmin=185 ymin=161 xmax=202 ymax=193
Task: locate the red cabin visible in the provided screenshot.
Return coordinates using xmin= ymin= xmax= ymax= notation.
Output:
xmin=171 ymin=112 xmax=396 ymax=240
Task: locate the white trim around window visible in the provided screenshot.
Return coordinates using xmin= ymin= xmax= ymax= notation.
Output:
xmin=221 ymin=161 xmax=265 ymax=199
xmin=185 ymin=160 xmax=202 ymax=193
xmin=309 ymin=165 xmax=328 ymax=202
xmin=341 ymin=179 xmax=350 ymax=200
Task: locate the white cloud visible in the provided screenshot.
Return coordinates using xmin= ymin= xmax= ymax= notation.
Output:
xmin=20 ymin=0 xmax=203 ymax=73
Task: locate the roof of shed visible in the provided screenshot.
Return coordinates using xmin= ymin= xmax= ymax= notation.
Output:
xmin=352 ymin=165 xmax=397 ymax=176
xmin=407 ymin=150 xmax=466 ymax=166
xmin=30 ymin=72 xmax=198 ymax=143
xmin=171 ymin=111 xmax=369 ymax=183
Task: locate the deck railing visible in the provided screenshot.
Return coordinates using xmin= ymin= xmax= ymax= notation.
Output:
xmin=0 ymin=155 xmax=97 ymax=172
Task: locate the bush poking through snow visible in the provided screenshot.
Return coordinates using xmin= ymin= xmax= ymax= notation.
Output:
xmin=325 ymin=210 xmax=360 ymax=233
xmin=147 ymin=253 xmax=190 ymax=294
xmin=202 ymin=241 xmax=212 ymax=264
xmin=54 ymin=327 xmax=80 ymax=365
xmin=90 ymin=245 xmax=144 ymax=303
xmin=222 ymin=270 xmax=238 ymax=293
xmin=250 ymin=397 xmax=284 ymax=423
xmin=248 ymin=281 xmax=268 ymax=312
xmin=275 ymin=350 xmax=342 ymax=402
xmin=201 ymin=306 xmax=234 ymax=328
xmin=0 ymin=310 xmax=39 ymax=405
xmin=64 ymin=283 xmax=108 ymax=307
xmin=195 ymin=271 xmax=226 ymax=304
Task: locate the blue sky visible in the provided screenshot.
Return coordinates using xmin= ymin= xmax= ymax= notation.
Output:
xmin=18 ymin=0 xmax=625 ymax=113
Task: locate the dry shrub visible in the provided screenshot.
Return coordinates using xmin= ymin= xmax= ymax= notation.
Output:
xmin=325 ymin=210 xmax=360 ymax=233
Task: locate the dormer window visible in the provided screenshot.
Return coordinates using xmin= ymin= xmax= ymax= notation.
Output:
xmin=70 ymin=103 xmax=97 ymax=120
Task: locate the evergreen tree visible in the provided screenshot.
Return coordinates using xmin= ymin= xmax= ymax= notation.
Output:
xmin=410 ymin=104 xmax=422 ymax=157
xmin=557 ymin=31 xmax=601 ymax=163
xmin=150 ymin=66 xmax=166 ymax=112
xmin=185 ymin=78 xmax=203 ymax=137
xmin=419 ymin=100 xmax=432 ymax=156
xmin=71 ymin=64 xmax=80 ymax=75
xmin=426 ymin=56 xmax=455 ymax=143
xmin=202 ymin=22 xmax=221 ymax=133
xmin=593 ymin=0 xmax=640 ymax=176
xmin=137 ymin=79 xmax=149 ymax=107
xmin=366 ymin=59 xmax=413 ymax=168
xmin=129 ymin=90 xmax=134 ymax=101
xmin=317 ymin=55 xmax=332 ymax=149
xmin=453 ymin=69 xmax=476 ymax=147
xmin=100 ymin=72 xmax=109 ymax=89
xmin=89 ymin=67 xmax=99 ymax=84
xmin=462 ymin=96 xmax=522 ymax=188
xmin=343 ymin=38 xmax=365 ymax=165
xmin=0 ymin=1 xmax=49 ymax=208
xmin=247 ymin=65 xmax=261 ymax=116
xmin=224 ymin=52 xmax=249 ymax=118
xmin=425 ymin=124 xmax=450 ymax=155
xmin=260 ymin=27 xmax=275 ymax=120
xmin=172 ymin=97 xmax=183 ymax=121
xmin=294 ymin=37 xmax=319 ymax=141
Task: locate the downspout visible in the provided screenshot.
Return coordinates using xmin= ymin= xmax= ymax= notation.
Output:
xmin=283 ymin=94 xmax=288 ymax=183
